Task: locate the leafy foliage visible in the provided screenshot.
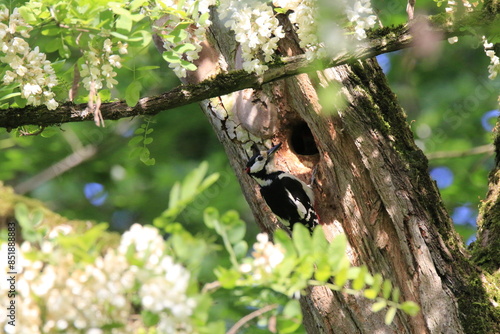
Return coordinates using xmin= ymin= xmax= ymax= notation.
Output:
xmin=129 ymin=118 xmax=156 ymax=166
xmin=1 ymin=165 xmax=420 ymax=333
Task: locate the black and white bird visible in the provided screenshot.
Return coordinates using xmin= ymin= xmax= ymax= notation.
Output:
xmin=245 ymin=142 xmax=319 ymax=233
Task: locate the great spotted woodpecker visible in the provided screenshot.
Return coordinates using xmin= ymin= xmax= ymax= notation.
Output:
xmin=245 ymin=142 xmax=319 ymax=233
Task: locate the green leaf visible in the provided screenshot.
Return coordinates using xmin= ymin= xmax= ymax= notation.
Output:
xmin=179 ymin=59 xmax=197 ymax=71
xmin=45 ymin=37 xmax=62 ymax=53
xmin=334 ymin=265 xmax=349 ymax=287
xmin=42 ymin=25 xmax=61 ymax=36
xmin=136 ymin=65 xmax=161 ymax=71
xmin=41 ymin=128 xmax=58 ymax=138
xmin=347 ymin=266 xmax=360 ymax=280
xmin=364 ymin=289 xmax=378 ymax=300
xmin=292 ymin=223 xmax=312 ymax=257
xmin=274 ymin=229 xmax=296 ymax=258
xmin=15 ymin=203 xmax=30 ymax=228
xmin=110 ymin=31 xmax=130 ymax=41
xmin=170 ymin=25 xmax=189 ymax=43
xmin=392 ymin=287 xmax=400 ymax=303
xmin=203 ymin=207 xmax=219 ymax=229
xmin=233 ymin=240 xmax=248 ymax=259
xmin=108 ymin=2 xmax=131 ymax=16
xmin=199 ymin=172 xmax=220 ymax=192
xmin=182 ymin=161 xmax=208 ymax=198
xmin=128 ymin=30 xmax=152 ymax=47
xmin=139 ymin=147 xmax=150 ymax=163
xmin=173 ymin=43 xmax=197 ymax=53
xmin=223 ymin=213 xmax=245 ymax=244
xmin=130 ymin=0 xmax=149 ymax=11
xmin=58 ymin=44 xmax=71 ymax=58
xmin=382 ymin=279 xmax=392 ymax=300
xmin=371 ymin=273 xmax=384 ymax=296
xmin=198 ymin=12 xmax=210 ymax=25
xmin=314 ymin=259 xmax=331 ymax=282
xmin=162 ymin=51 xmax=181 ymax=63
xmin=295 ymin=259 xmax=314 ymax=281
xmin=400 ymin=301 xmax=420 ymax=316
xmin=277 ymin=299 xmax=302 ymax=333
xmin=129 ymin=146 xmax=142 ymax=159
xmin=312 ymin=226 xmax=328 ymax=258
xmin=352 ymin=265 xmax=367 ymax=291
xmin=371 ymin=299 xmax=387 ymax=313
xmin=128 ymin=135 xmax=143 ymax=146
xmin=274 ymin=8 xmax=289 ymax=14
xmin=160 ymin=163 xmax=219 ymax=224
xmin=215 ymin=267 xmax=240 ymax=289
xmin=384 ymin=306 xmax=397 ymax=325
xmin=168 ymin=182 xmax=181 ymax=209
xmin=116 ymin=14 xmax=133 ymax=33
xmin=328 ymin=233 xmax=347 ymax=271
xmin=32 ymin=210 xmax=44 ymax=226
xmin=18 ymin=6 xmax=37 ymax=23
xmin=125 ymin=81 xmax=142 ymax=107
xmin=141 ymin=310 xmax=159 ymax=326
xmin=0 ymin=92 xmax=21 ymax=101
xmin=143 ymin=137 xmax=153 ymax=145
xmin=144 ymin=158 xmax=156 ymax=166
xmin=98 ymin=89 xmax=111 ymax=102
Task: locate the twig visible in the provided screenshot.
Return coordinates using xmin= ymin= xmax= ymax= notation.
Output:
xmin=14 ymin=144 xmax=98 ymax=194
xmin=407 ymin=0 xmax=416 ymax=20
xmin=226 ymin=304 xmax=279 ymax=334
xmin=426 ymin=144 xmax=495 ymax=160
xmin=19 ymin=126 xmax=46 ymax=136
xmin=201 ymin=281 xmax=221 ymax=294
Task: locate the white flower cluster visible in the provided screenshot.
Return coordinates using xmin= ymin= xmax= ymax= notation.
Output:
xmin=483 ymin=37 xmax=499 ymax=80
xmin=80 ymin=39 xmax=128 ymax=92
xmin=273 ymin=0 xmax=325 ymax=60
xmin=219 ymin=0 xmax=285 ymax=74
xmin=240 ymin=233 xmax=285 ymax=281
xmin=445 ymin=0 xmax=476 ymax=14
xmin=156 ymin=0 xmax=215 ymax=78
xmin=0 ymin=223 xmax=195 ymax=333
xmin=0 ymin=8 xmax=58 ymax=110
xmin=344 ymin=0 xmax=377 ymax=40
xmin=120 ymin=224 xmax=197 ymax=333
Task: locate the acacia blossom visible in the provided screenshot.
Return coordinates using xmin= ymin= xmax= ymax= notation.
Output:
xmin=0 ymin=8 xmax=58 ymax=110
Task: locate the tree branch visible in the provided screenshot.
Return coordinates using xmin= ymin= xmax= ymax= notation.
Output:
xmin=0 ymin=20 xmax=471 ymax=129
xmin=426 ymin=144 xmax=495 ymax=160
xmin=226 ymin=304 xmax=279 ymax=334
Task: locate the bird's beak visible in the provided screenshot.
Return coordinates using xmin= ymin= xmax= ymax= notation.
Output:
xmin=267 ymin=142 xmax=282 ymax=156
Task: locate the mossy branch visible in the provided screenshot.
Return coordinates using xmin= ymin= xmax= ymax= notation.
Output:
xmin=0 ymin=15 xmax=489 ymax=129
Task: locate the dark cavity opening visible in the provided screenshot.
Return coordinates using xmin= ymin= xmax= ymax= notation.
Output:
xmin=289 ymin=121 xmax=319 ymax=156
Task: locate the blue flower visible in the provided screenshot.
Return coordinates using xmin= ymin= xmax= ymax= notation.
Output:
xmin=481 ymin=109 xmax=499 ymax=131
xmin=84 ymin=182 xmax=108 ymax=206
xmin=429 ymin=166 xmax=454 ymax=189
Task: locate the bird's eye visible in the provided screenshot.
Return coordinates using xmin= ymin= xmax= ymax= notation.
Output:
xmin=257 ymin=156 xmax=264 ymax=161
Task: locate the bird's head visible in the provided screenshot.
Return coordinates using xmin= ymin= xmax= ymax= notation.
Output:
xmin=245 ymin=143 xmax=282 ymax=175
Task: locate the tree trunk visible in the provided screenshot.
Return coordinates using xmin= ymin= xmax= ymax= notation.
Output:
xmin=183 ymin=11 xmax=500 ymax=334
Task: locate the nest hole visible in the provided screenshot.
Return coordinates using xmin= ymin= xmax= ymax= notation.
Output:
xmin=289 ymin=121 xmax=319 ymax=156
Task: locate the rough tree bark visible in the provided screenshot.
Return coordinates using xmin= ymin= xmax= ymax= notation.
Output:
xmin=178 ymin=10 xmax=500 ymax=334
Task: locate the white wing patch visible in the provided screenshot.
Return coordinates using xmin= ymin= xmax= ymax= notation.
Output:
xmin=278 ymin=173 xmax=315 ymax=205
xmin=285 ymin=189 xmax=308 ymax=219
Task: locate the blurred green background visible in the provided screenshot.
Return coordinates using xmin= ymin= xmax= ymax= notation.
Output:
xmin=1 ymin=0 xmax=498 ymax=245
